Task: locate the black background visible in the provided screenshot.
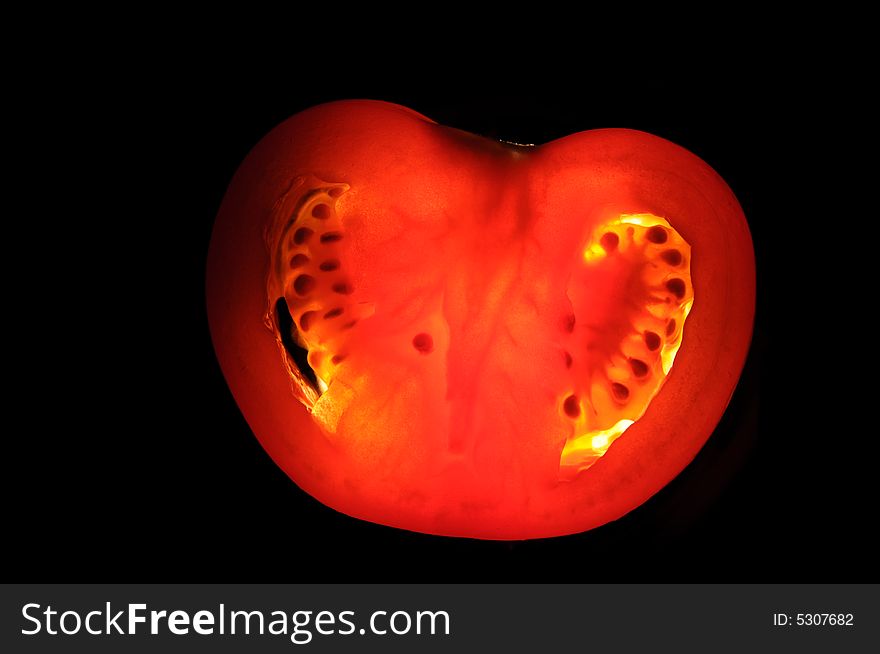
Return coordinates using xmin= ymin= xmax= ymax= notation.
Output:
xmin=12 ymin=65 xmax=872 ymax=582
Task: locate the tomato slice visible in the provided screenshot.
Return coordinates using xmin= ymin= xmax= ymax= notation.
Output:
xmin=207 ymin=101 xmax=755 ymax=539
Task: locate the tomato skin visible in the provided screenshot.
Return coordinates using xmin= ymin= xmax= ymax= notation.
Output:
xmin=207 ymin=100 xmax=755 ymax=539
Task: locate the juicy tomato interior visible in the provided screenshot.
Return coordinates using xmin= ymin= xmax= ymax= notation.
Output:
xmin=207 ymin=101 xmax=754 ymax=539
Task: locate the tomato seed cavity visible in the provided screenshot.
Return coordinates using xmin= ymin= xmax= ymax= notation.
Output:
xmin=611 ymin=383 xmax=630 ymax=401
xmin=563 ymin=395 xmax=581 ymax=418
xmin=666 ymin=278 xmax=686 ymax=299
xmin=630 ymin=359 xmax=649 ymax=377
xmin=600 ymin=232 xmax=619 ymax=251
xmin=661 ymin=249 xmax=682 ymax=266
xmin=299 ymin=311 xmax=317 ymax=331
xmin=412 ymin=333 xmax=434 ymax=354
xmin=646 ymin=226 xmax=668 ymax=243
xmin=289 ymin=254 xmax=309 ymax=268
xmin=293 ymin=274 xmax=316 ymax=296
xmin=293 ymin=227 xmax=313 ymax=244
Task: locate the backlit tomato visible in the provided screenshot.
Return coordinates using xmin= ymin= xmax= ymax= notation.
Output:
xmin=207 ymin=100 xmax=755 ymax=539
